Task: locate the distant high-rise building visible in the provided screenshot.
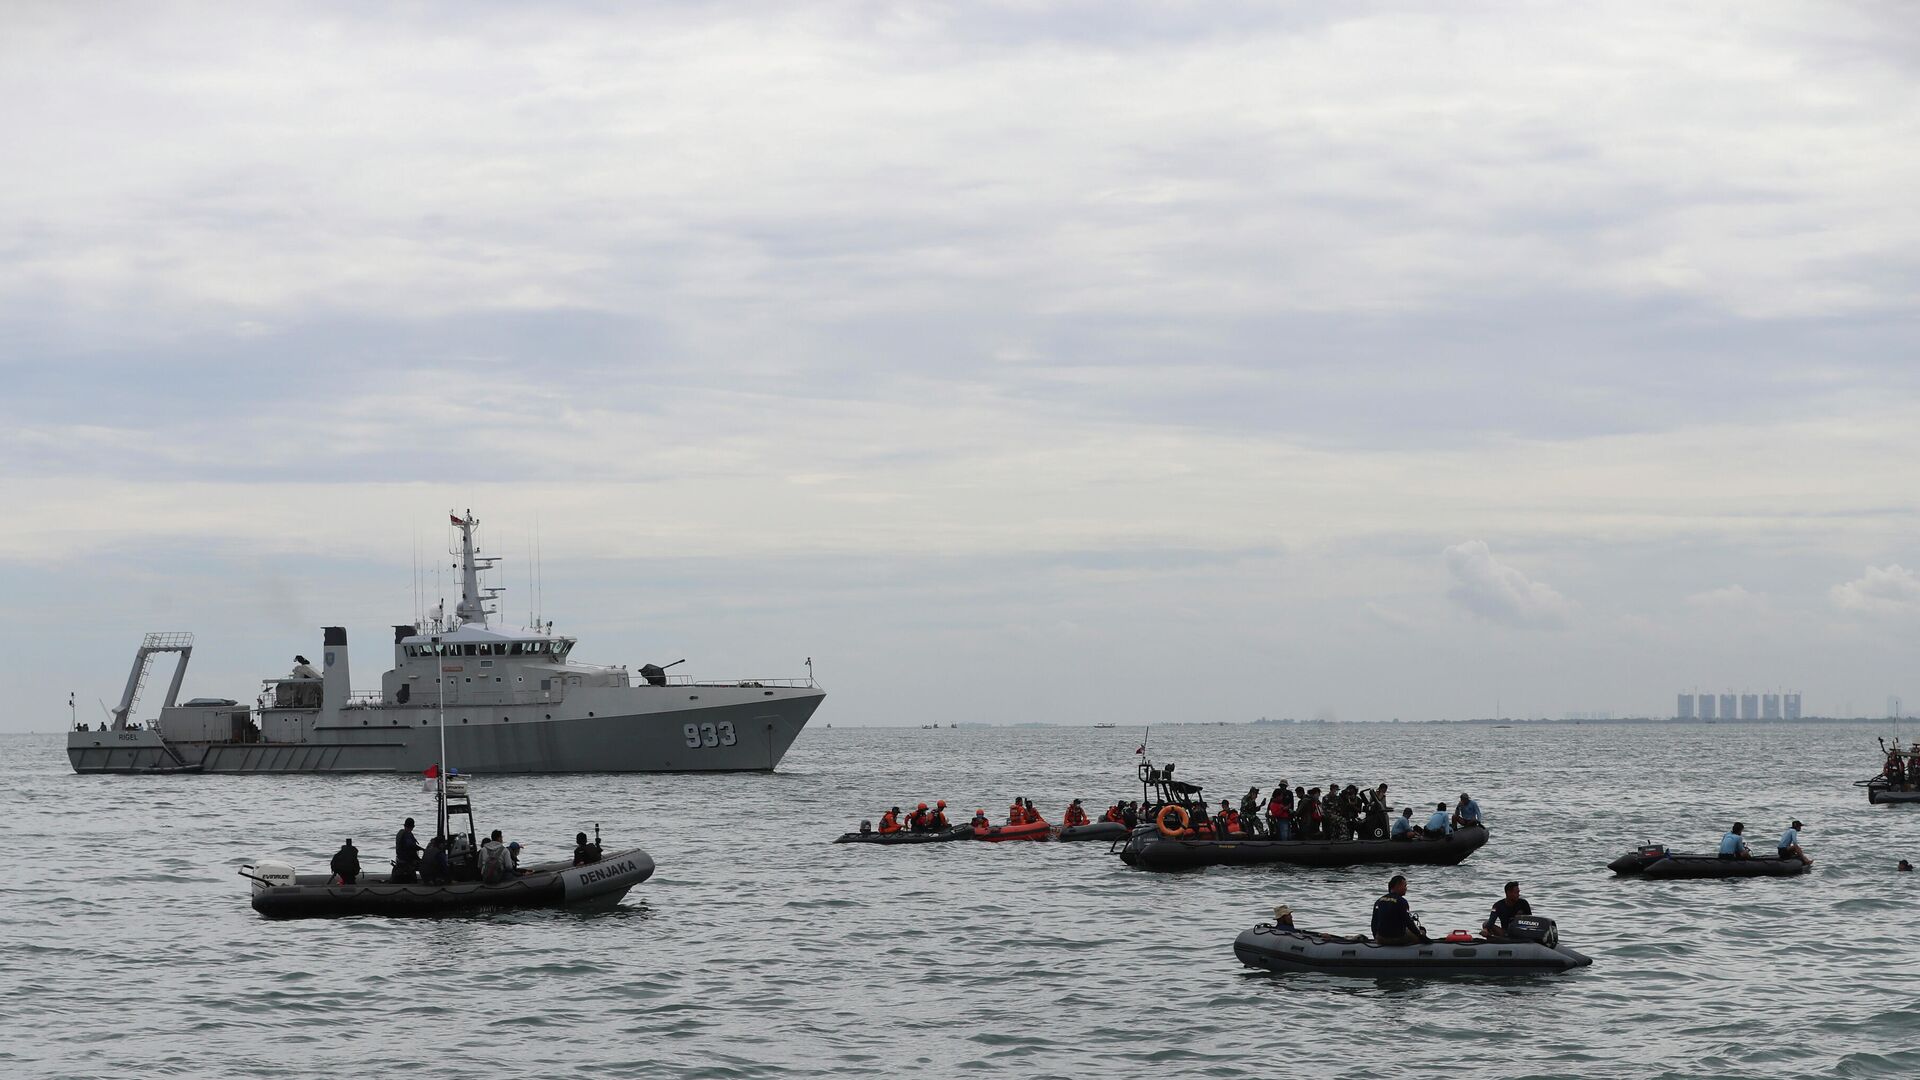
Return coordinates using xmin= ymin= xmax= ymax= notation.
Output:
xmin=1698 ymin=695 xmax=1717 ymax=720
xmin=1762 ymin=693 xmax=1781 ymax=720
xmin=1739 ymin=693 xmax=1759 ymax=720
xmin=1676 ymin=693 xmax=1696 ymax=720
xmin=1719 ymin=693 xmax=1737 ymax=721
xmin=1784 ymin=692 xmax=1802 ymax=720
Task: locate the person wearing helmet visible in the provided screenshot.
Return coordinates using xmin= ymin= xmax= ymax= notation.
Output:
xmin=908 ymin=802 xmax=931 ymax=831
xmin=971 ymin=808 xmax=989 ymax=829
xmin=930 ymin=800 xmax=950 ymax=829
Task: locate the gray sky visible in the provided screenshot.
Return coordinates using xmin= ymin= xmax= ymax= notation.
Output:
xmin=4 ymin=1 xmax=1919 ymax=729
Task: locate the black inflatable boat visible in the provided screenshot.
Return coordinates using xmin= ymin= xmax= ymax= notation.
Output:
xmin=1608 ymin=844 xmax=1808 ymax=879
xmin=1121 ymin=824 xmax=1489 ymax=871
xmin=1057 ymin=822 xmax=1129 ymax=842
xmin=1234 ymin=921 xmax=1591 ymax=977
xmin=242 ymin=848 xmax=655 ymax=918
xmin=834 ymin=825 xmax=973 ymax=844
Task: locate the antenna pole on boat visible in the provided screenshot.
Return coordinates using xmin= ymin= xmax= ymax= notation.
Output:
xmin=433 ymin=632 xmax=449 ymax=844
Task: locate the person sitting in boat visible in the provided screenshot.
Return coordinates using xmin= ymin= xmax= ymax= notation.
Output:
xmin=1007 ymin=799 xmax=1026 ymax=826
xmin=878 ymin=808 xmax=903 ymax=834
xmin=1779 ymin=820 xmax=1811 ymax=865
xmin=573 ymin=831 xmax=602 ymax=865
xmin=1390 ymin=807 xmax=1414 ymax=841
xmin=1023 ymin=799 xmax=1044 ymax=825
xmin=1064 ymin=800 xmax=1090 ymax=827
xmin=907 ymin=803 xmax=931 ymax=831
xmin=1453 ymin=793 xmax=1482 ymax=828
xmin=1717 ymin=822 xmax=1750 ymax=860
xmin=971 ymin=808 xmax=990 ymax=829
xmin=505 ymin=841 xmax=525 ymax=875
xmin=1267 ymin=784 xmax=1292 ymax=841
xmin=1887 ymin=748 xmax=1907 ymax=786
xmin=1422 ymin=802 xmax=1452 ymax=837
xmin=1371 ymin=874 xmax=1429 ymax=946
xmin=1482 ymin=880 xmax=1531 ymax=939
xmin=1272 ymin=904 xmax=1295 ymax=928
xmin=930 ymin=801 xmax=951 ymax=829
xmin=1101 ymin=804 xmax=1123 ymax=824
xmin=423 ymin=834 xmax=451 ymax=884
xmin=1121 ymin=802 xmax=1139 ymax=829
xmin=330 ymin=838 xmax=360 ymax=885
xmin=393 ymin=817 xmax=423 ymax=884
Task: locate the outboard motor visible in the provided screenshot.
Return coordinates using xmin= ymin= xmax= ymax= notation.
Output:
xmin=241 ymin=861 xmax=296 ymax=897
xmin=1508 ymin=916 xmax=1558 ymax=948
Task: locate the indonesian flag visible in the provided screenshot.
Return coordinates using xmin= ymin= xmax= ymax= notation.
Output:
xmin=1136 ymin=744 xmax=1146 ymax=755
xmin=424 ymin=764 xmax=440 ymax=778
xmin=450 ymin=514 xmax=465 ymax=526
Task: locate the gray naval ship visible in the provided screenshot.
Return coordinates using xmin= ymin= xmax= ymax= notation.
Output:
xmin=68 ymin=512 xmax=824 ymax=774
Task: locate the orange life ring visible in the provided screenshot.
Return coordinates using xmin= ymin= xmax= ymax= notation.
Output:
xmin=1156 ymin=804 xmax=1190 ymax=837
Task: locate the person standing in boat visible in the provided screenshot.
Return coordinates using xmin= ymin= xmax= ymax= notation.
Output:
xmin=1481 ymin=881 xmax=1531 ymax=940
xmin=1718 ymin=822 xmax=1750 ymax=860
xmin=330 ymin=838 xmax=360 ymax=885
xmin=1371 ymin=875 xmax=1429 ymax=946
xmin=1240 ymin=787 xmax=1263 ymax=837
xmin=1007 ymin=798 xmax=1026 ymax=826
xmin=393 ymin=818 xmax=423 ymax=884
xmin=478 ymin=830 xmax=510 ymax=883
xmin=1778 ymin=820 xmax=1811 ymax=865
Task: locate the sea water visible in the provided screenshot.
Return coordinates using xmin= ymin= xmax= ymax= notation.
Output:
xmin=2 ymin=722 xmax=1914 ymax=1079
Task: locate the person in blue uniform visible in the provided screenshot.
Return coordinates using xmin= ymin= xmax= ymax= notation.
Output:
xmin=1482 ymin=881 xmax=1531 ymax=939
xmin=1423 ymin=803 xmax=1452 ymax=837
xmin=1371 ymin=874 xmax=1428 ymax=946
xmin=1718 ymin=822 xmax=1750 ymax=860
xmin=1390 ymin=807 xmax=1414 ymax=840
xmin=1453 ymin=793 xmax=1482 ymax=828
xmin=1778 ymin=820 xmax=1810 ymax=865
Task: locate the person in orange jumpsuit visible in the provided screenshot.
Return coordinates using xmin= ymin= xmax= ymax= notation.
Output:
xmin=879 ymin=807 xmax=903 ymax=833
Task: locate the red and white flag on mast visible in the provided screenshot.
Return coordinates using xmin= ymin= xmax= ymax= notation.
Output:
xmin=450 ymin=514 xmax=466 ymax=526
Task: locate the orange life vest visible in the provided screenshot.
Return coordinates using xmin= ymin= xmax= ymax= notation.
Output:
xmin=1065 ymin=805 xmax=1088 ymax=826
xmin=1008 ymin=803 xmax=1026 ymax=825
xmin=879 ymin=812 xmax=901 ymax=833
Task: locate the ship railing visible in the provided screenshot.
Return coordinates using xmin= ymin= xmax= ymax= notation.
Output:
xmin=626 ymin=675 xmax=816 ymax=689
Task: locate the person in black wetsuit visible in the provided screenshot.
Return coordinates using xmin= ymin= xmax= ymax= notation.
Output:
xmin=330 ymin=839 xmax=360 ymax=885
xmin=573 ymin=831 xmax=602 ymax=866
xmin=1482 ymin=880 xmax=1532 ymax=939
xmin=393 ymin=817 xmax=423 ymax=883
xmin=1371 ymin=874 xmax=1428 ymax=946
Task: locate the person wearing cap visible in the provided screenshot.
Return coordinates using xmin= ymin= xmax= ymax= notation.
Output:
xmin=1023 ymin=798 xmax=1045 ymax=826
xmin=1423 ymin=802 xmax=1452 ymax=837
xmin=1271 ymin=904 xmax=1295 ymax=928
xmin=504 ymin=840 xmax=525 ymax=875
xmin=1718 ymin=822 xmax=1750 ymax=860
xmin=1063 ymin=799 xmax=1090 ymax=827
xmin=1371 ymin=874 xmax=1428 ymax=946
xmin=393 ymin=817 xmax=423 ymax=883
xmin=878 ymin=807 xmax=902 ymax=834
xmin=330 ymin=838 xmax=360 ymax=885
xmin=1778 ymin=821 xmax=1811 ymax=865
xmin=1482 ymin=881 xmax=1531 ymax=939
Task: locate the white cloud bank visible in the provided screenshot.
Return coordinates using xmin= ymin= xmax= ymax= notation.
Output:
xmin=1831 ymin=565 xmax=1920 ymax=617
xmin=1444 ymin=540 xmax=1574 ymax=629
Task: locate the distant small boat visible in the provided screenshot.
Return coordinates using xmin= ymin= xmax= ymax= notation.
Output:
xmin=1093 ymin=723 xmax=1117 ymax=729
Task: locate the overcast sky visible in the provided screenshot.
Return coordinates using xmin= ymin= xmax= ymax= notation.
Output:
xmin=4 ymin=1 xmax=1919 ymax=730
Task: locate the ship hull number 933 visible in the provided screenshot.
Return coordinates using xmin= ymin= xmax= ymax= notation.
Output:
xmin=683 ymin=721 xmax=737 ymax=749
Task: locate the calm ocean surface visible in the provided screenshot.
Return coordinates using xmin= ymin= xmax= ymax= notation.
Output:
xmin=3 ymin=722 xmax=1915 ymax=1079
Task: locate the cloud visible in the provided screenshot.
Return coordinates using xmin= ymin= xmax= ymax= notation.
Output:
xmin=1443 ymin=540 xmax=1573 ymax=629
xmin=1831 ymin=565 xmax=1920 ymax=617
xmin=1685 ymin=584 xmax=1770 ymax=617
xmin=1362 ymin=601 xmax=1418 ymax=631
